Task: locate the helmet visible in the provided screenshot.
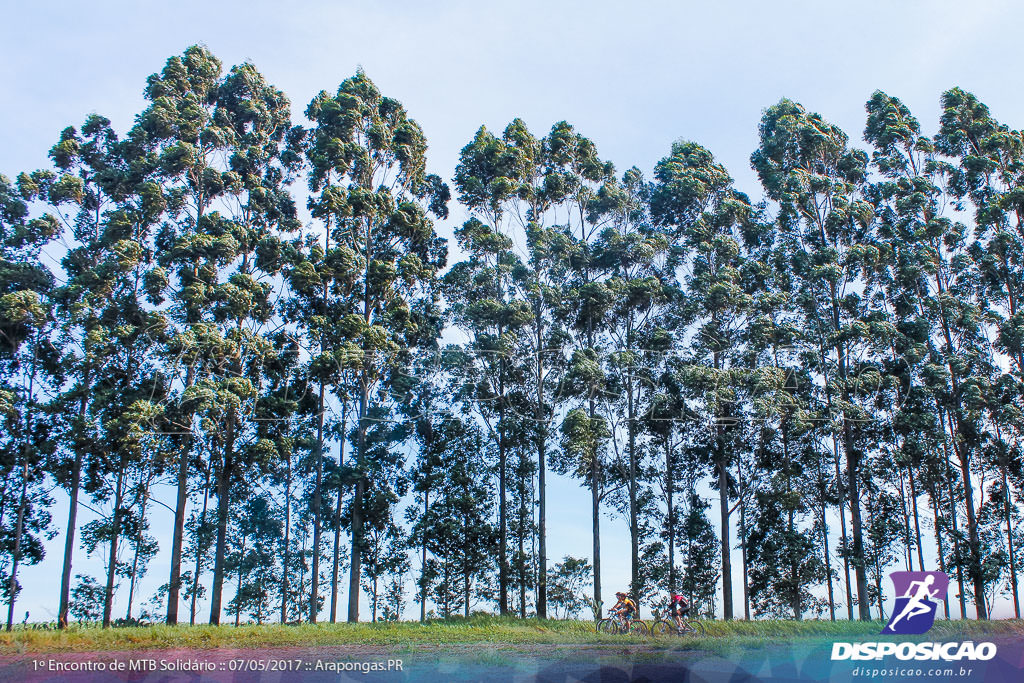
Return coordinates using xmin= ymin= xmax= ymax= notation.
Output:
xmin=615 ymin=591 xmax=626 ymax=598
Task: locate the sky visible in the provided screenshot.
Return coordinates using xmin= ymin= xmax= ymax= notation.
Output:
xmin=2 ymin=0 xmax=1023 ymax=623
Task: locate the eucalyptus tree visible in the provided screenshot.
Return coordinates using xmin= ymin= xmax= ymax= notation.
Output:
xmin=934 ymin=89 xmax=1024 ymax=380
xmin=651 ymin=140 xmax=758 ymax=619
xmin=351 ymin=395 xmax=413 ymax=616
xmin=593 ymin=167 xmax=668 ymax=599
xmin=528 ymin=121 xmax=625 ymax=616
xmin=867 ymin=90 xmax=995 ymax=617
xmin=283 ymin=159 xmax=361 ymax=622
xmin=510 ymin=175 xmax=573 ymax=618
xmin=135 ymin=45 xmax=229 ymax=625
xmin=752 ymin=100 xmax=880 ymax=620
xmin=304 ymin=70 xmax=447 ymax=621
xmin=934 ymin=88 xmax=1024 ymax=616
xmin=20 ymin=114 xmax=164 ymax=628
xmin=988 ymin=375 xmax=1023 ymax=616
xmin=159 ymin=57 xmax=299 ymax=625
xmin=37 ymin=113 xmax=171 ymax=629
xmin=545 ymin=122 xmax=617 ymax=614
xmin=860 ymin=92 xmax=965 ymax=618
xmin=547 ymin=556 xmax=592 ymax=619
xmin=742 ymin=219 xmax=835 ymax=619
xmin=449 ymin=122 xmax=536 ymax=614
xmin=0 ymin=174 xmax=59 ymax=631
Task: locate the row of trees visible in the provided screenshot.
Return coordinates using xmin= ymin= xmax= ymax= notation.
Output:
xmin=1 ymin=45 xmax=1022 ymax=629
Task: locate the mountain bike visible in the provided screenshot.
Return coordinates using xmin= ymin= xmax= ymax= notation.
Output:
xmin=650 ymin=608 xmax=706 ymax=636
xmin=596 ymin=613 xmax=649 ymax=635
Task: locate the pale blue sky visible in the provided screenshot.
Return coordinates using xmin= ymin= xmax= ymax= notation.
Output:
xmin=3 ymin=0 xmax=1022 ymax=622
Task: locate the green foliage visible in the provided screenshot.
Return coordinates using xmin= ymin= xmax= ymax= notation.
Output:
xmin=5 ymin=45 xmax=1024 ymax=631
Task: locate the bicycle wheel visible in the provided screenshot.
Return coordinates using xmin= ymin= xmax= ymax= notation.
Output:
xmin=650 ymin=619 xmax=672 ymax=636
xmin=627 ymin=620 xmax=649 ymax=636
xmin=596 ymin=618 xmax=619 ymax=634
xmin=679 ymin=619 xmax=705 ymax=636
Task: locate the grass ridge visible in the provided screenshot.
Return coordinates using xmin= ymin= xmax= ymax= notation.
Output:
xmin=2 ymin=616 xmax=1021 ymax=655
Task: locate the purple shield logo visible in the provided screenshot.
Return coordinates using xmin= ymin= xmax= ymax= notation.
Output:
xmin=882 ymin=571 xmax=949 ymax=635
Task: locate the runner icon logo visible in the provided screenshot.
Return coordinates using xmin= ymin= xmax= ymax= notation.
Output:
xmin=882 ymin=571 xmax=949 ymax=635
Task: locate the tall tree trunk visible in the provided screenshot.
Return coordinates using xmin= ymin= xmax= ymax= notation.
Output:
xmin=58 ymin=448 xmax=84 ymax=629
xmin=935 ymin=266 xmax=986 ymax=619
xmin=309 ymin=382 xmax=325 ymax=623
xmin=822 ymin=498 xmax=835 ymax=621
xmin=190 ymin=465 xmax=211 ymax=626
xmin=330 ymin=424 xmax=346 ymax=623
xmin=125 ymin=473 xmax=153 ymax=620
xmin=782 ymin=420 xmax=800 ymax=620
xmin=8 ymin=340 xmax=40 ymax=630
xmin=498 ymin=359 xmax=508 ymax=616
xmin=714 ymin=349 xmax=733 ymax=620
xmin=234 ymin=529 xmax=247 ymax=626
xmin=898 ymin=468 xmax=913 ymax=570
xmin=627 ymin=371 xmax=639 ymax=599
xmin=420 ymin=487 xmax=429 ymax=622
xmin=209 ymin=417 xmax=236 ymax=625
xmin=739 ymin=488 xmax=750 ymax=620
xmin=843 ymin=421 xmax=871 ymax=620
xmin=1002 ymin=463 xmax=1021 ymax=618
xmin=281 ymin=450 xmax=291 ymax=623
xmin=928 ymin=482 xmax=951 ymax=620
xmin=102 ymin=454 xmax=128 ymax=628
xmin=518 ymin=458 xmax=527 ymax=619
xmin=665 ymin=436 xmax=675 ymax=593
xmin=347 ymin=382 xmax=368 ymax=622
xmin=909 ymin=467 xmax=926 ymax=573
xmin=586 ymin=267 xmax=601 ymax=618
xmin=829 ymin=286 xmax=870 ymax=621
xmin=536 ymin=319 xmax=547 ymax=619
xmin=943 ymin=451 xmax=968 ymax=619
xmin=717 ymin=454 xmax=732 ymax=620
xmin=0 ymin=470 xmax=12 ymax=540
xmin=834 ymin=448 xmax=854 ymax=620
xmin=955 ymin=446 xmax=986 ymax=619
xmin=166 ymin=364 xmax=196 ymax=625
xmin=590 ymin=394 xmax=601 ymax=618
xmin=5 ymin=464 xmax=28 ymax=631
xmin=59 ymin=368 xmax=91 ymax=629
xmin=464 ymin=527 xmax=471 ymax=619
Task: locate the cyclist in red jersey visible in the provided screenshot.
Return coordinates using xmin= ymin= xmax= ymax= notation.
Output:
xmin=669 ymin=593 xmax=689 ymax=633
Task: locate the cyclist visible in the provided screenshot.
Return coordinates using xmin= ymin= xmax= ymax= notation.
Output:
xmin=668 ymin=593 xmax=690 ymax=634
xmin=610 ymin=591 xmax=639 ymax=630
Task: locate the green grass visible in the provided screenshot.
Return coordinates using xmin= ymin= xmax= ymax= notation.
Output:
xmin=2 ymin=615 xmax=1022 ymax=655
